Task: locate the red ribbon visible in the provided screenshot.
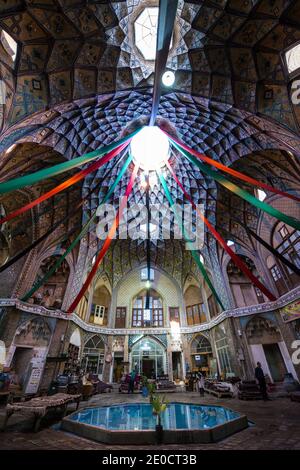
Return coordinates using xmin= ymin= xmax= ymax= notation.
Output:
xmin=0 ymin=141 xmax=129 ymax=226
xmin=67 ymin=163 xmax=139 ymax=314
xmin=166 ymin=160 xmax=277 ymax=302
xmin=164 ymin=131 xmax=300 ymax=203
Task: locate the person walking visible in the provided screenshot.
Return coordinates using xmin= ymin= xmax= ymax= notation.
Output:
xmin=197 ymin=373 xmax=205 ymax=397
xmin=255 ymin=362 xmax=269 ymax=400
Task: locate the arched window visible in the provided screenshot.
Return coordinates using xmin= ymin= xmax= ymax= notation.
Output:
xmin=184 ymin=285 xmax=207 ymax=325
xmin=64 ymin=329 xmax=81 ymax=375
xmin=227 ymin=256 xmax=264 ymax=307
xmin=91 ymin=285 xmax=111 ymax=326
xmin=214 ymin=325 xmax=233 ymax=377
xmin=82 ymin=335 xmax=105 ymax=376
xmin=132 ymin=289 xmax=163 ymax=327
xmin=271 ymin=223 xmax=300 ymax=293
xmin=190 ymin=334 xmax=213 ymax=373
xmin=131 ymin=337 xmax=166 ymax=377
xmin=191 ymin=335 xmax=212 ymax=354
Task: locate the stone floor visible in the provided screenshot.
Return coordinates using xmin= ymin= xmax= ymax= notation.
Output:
xmin=0 ymin=391 xmax=300 ymax=450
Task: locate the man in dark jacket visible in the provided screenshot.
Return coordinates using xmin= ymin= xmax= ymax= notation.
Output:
xmin=128 ymin=370 xmax=136 ymax=394
xmin=255 ymin=362 xmax=269 ymax=400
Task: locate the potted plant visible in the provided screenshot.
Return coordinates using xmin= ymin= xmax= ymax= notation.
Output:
xmin=147 ymin=381 xmax=156 ymax=400
xmin=150 ymin=394 xmax=168 ymax=444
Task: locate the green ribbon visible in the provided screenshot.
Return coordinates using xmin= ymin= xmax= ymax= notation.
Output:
xmin=22 ymin=153 xmax=133 ymax=302
xmin=173 ymin=142 xmax=300 ymax=232
xmin=157 ymin=168 xmax=225 ymax=311
xmin=0 ymin=129 xmax=140 ymax=195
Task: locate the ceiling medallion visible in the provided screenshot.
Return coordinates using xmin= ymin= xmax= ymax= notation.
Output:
xmin=108 ymin=0 xmax=194 ymax=84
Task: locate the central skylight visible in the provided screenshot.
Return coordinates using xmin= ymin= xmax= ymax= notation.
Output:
xmin=130 ymin=126 xmax=170 ymax=171
xmin=134 ymin=7 xmax=172 ymax=61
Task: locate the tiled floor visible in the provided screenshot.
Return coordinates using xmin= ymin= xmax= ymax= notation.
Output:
xmin=0 ymin=392 xmax=300 ymax=450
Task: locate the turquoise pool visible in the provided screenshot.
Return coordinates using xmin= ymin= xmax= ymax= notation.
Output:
xmin=69 ymin=403 xmax=241 ymax=431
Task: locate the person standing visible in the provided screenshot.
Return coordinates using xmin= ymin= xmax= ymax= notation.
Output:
xmin=197 ymin=373 xmax=205 ymax=397
xmin=255 ymin=362 xmax=269 ymax=400
xmin=128 ymin=370 xmax=136 ymax=394
xmin=188 ymin=374 xmax=194 ymax=392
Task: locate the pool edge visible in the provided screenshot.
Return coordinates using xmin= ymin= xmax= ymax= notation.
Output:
xmin=61 ymin=406 xmax=248 ymax=445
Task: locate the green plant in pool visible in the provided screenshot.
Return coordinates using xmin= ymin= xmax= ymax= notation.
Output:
xmin=150 ymin=394 xmax=168 ymax=428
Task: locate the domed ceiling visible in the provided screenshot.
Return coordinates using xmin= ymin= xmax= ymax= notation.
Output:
xmin=0 ymin=0 xmax=299 ymax=132
xmin=0 ymin=0 xmax=300 ymax=300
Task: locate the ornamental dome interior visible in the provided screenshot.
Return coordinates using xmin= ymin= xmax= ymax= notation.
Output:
xmin=0 ymin=0 xmax=300 ymax=397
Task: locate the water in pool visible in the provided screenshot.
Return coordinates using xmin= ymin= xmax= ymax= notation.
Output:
xmin=70 ymin=403 xmax=240 ymax=430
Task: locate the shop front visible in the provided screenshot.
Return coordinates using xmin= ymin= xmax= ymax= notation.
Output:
xmin=81 ymin=335 xmax=105 ymax=378
xmin=130 ymin=336 xmax=166 ymax=378
xmin=190 ymin=334 xmax=214 ymax=377
xmin=245 ymin=314 xmax=298 ymax=382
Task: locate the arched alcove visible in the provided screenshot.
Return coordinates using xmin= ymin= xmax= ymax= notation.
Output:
xmin=82 ymin=335 xmax=105 ymax=377
xmin=130 ymin=336 xmax=166 ymax=378
xmin=64 ymin=328 xmax=81 ymax=375
xmin=245 ymin=315 xmax=289 ymax=382
xmin=269 ymin=222 xmax=300 ymax=295
xmin=132 ymin=288 xmax=163 ymax=327
xmin=91 ymin=285 xmax=111 ymax=326
xmin=114 ymin=264 xmax=181 ymax=329
xmin=214 ymin=325 xmax=234 ymax=378
xmin=190 ymin=334 xmax=213 ymax=374
xmin=30 ymin=256 xmax=70 ymax=309
xmin=227 ymin=256 xmax=264 ymax=307
xmin=184 ymin=285 xmax=207 ymax=325
xmin=10 ymin=318 xmax=52 ymax=389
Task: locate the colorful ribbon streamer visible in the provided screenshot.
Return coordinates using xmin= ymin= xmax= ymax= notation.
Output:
xmin=166 ymin=161 xmax=276 ymax=301
xmin=170 ymin=149 xmax=300 ymax=277
xmin=0 ymin=129 xmax=140 ymax=195
xmin=156 ymin=167 xmax=225 ymax=310
xmin=1 ymin=152 xmax=126 ymax=275
xmin=22 ymin=153 xmax=133 ymax=303
xmin=174 ymin=142 xmax=300 ymax=232
xmin=244 ymin=225 xmax=300 ymax=277
xmin=67 ymin=162 xmax=139 ymax=314
xmin=0 ymin=142 xmax=129 ymax=226
xmin=165 ymin=132 xmax=300 ymax=203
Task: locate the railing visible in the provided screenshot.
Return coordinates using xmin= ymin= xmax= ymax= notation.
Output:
xmin=0 ymin=285 xmax=299 ymax=334
xmin=132 ymin=308 xmax=164 ymax=327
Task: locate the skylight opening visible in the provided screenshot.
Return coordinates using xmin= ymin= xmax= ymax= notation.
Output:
xmin=134 ymin=7 xmax=172 ymax=61
xmin=1 ymin=29 xmax=17 ymax=63
xmin=256 ymin=189 xmax=267 ymax=201
xmin=285 ymin=43 xmax=300 ymax=75
xmin=162 ymin=70 xmax=175 ymax=87
xmin=131 ymin=126 xmax=170 ymax=171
